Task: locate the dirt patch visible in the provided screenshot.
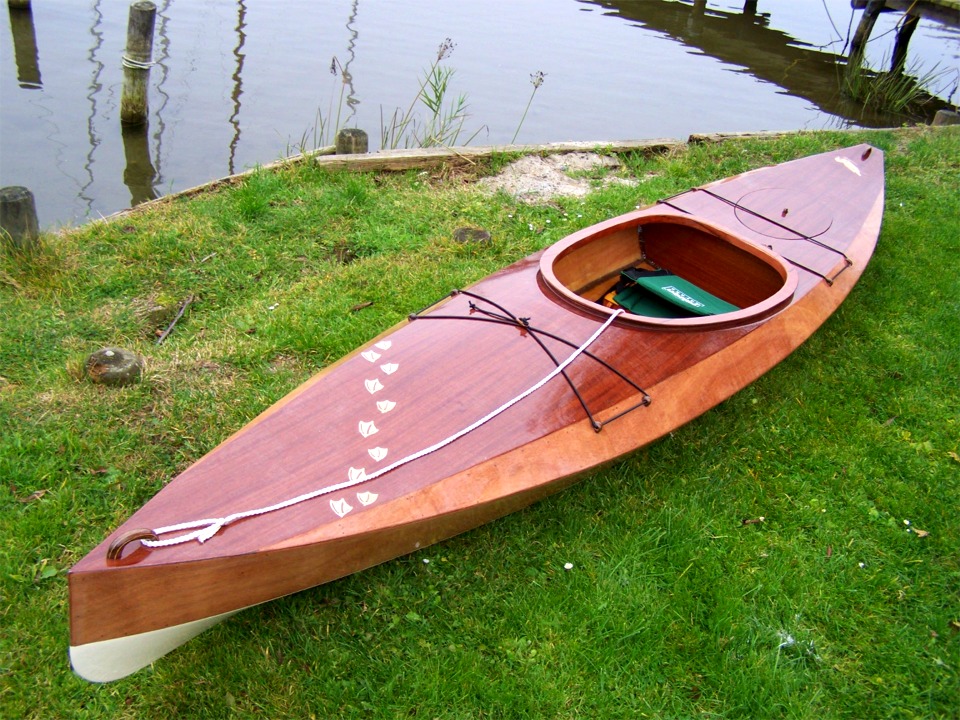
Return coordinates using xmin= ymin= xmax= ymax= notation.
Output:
xmin=478 ymin=152 xmax=638 ymax=203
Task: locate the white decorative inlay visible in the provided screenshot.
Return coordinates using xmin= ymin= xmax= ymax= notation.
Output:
xmin=348 ymin=467 xmax=367 ymax=483
xmin=368 ymin=447 xmax=388 ymax=462
xmin=376 ymin=400 xmax=396 ymax=414
xmin=364 ymin=378 xmax=384 ymax=394
xmin=835 ymin=156 xmax=861 ymax=176
xmin=374 ymin=341 xmax=392 ymax=351
xmin=358 ymin=420 xmax=379 ymax=438
xmin=357 ymin=491 xmax=378 ymax=506
xmin=330 ymin=498 xmax=353 ymax=517
xmin=380 ymin=362 xmax=399 ymax=375
xmin=361 ymin=350 xmax=381 ymax=363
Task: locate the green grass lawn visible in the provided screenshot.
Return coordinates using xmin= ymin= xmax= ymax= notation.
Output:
xmin=1 ymin=128 xmax=958 ymax=719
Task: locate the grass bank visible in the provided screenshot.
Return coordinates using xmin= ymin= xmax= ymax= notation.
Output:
xmin=1 ymin=129 xmax=958 ymax=719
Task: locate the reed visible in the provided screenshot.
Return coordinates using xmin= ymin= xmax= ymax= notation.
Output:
xmin=298 ymin=39 xmax=545 ymax=153
xmin=511 ymin=71 xmax=546 ymax=144
xmin=840 ymin=56 xmax=953 ymax=118
xmin=380 ymin=38 xmax=486 ymax=150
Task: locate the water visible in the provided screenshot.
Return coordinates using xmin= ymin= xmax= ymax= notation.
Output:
xmin=2 ymin=0 xmax=958 ymax=230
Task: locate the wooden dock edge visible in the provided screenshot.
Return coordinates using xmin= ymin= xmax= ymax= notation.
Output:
xmin=98 ymin=127 xmax=914 ymax=224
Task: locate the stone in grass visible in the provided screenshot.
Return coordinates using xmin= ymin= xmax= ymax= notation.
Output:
xmin=86 ymin=347 xmax=144 ymax=387
xmin=452 ymin=227 xmax=491 ymax=245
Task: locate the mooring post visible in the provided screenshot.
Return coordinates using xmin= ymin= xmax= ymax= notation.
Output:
xmin=7 ymin=1 xmax=32 ymax=8
xmin=848 ymin=0 xmax=885 ymax=70
xmin=335 ymin=128 xmax=369 ymax=154
xmin=120 ymin=1 xmax=157 ymax=126
xmin=0 ymin=186 xmax=40 ymax=252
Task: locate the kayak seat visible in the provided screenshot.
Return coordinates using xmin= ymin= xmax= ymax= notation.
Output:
xmin=611 ymin=268 xmax=739 ymax=318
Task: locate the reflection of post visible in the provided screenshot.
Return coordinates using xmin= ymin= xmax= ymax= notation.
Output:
xmin=7 ymin=0 xmax=42 ymax=89
xmin=121 ymin=124 xmax=159 ymax=206
xmin=891 ymin=11 xmax=919 ymax=74
xmin=120 ymin=1 xmax=157 ymax=126
xmin=688 ymin=0 xmax=707 ymax=36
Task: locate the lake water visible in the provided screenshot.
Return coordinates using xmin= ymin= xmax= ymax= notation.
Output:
xmin=2 ymin=0 xmax=958 ymax=229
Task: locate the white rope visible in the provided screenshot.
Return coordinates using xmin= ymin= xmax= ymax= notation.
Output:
xmin=142 ymin=309 xmax=624 ymax=548
xmin=122 ymin=55 xmax=157 ymax=70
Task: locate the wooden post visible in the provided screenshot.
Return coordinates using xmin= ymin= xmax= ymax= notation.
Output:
xmin=335 ymin=128 xmax=369 ymax=154
xmin=848 ymin=0 xmax=885 ymax=69
xmin=0 ymin=186 xmax=40 ymax=252
xmin=7 ymin=1 xmax=32 ymax=8
xmin=120 ymin=1 xmax=157 ymax=126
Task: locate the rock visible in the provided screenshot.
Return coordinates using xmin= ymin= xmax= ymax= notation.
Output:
xmin=86 ymin=347 xmax=144 ymax=386
xmin=932 ymin=109 xmax=959 ymax=126
xmin=452 ymin=227 xmax=492 ymax=244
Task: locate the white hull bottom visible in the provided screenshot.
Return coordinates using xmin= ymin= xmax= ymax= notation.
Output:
xmin=70 ymin=608 xmax=242 ymax=682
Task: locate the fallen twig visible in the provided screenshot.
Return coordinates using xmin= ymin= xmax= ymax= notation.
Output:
xmin=156 ymin=294 xmax=195 ymax=345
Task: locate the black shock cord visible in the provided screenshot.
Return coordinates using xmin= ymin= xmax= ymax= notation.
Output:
xmin=410 ymin=290 xmax=651 ymax=431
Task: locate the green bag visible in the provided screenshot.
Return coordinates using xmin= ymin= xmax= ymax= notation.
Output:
xmin=615 ymin=269 xmax=739 ymax=318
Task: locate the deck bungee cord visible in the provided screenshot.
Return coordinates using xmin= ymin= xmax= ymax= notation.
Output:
xmin=659 ymin=187 xmax=853 ymax=284
xmin=412 ymin=289 xmax=651 ymax=431
xmin=121 ymin=302 xmax=627 ymax=553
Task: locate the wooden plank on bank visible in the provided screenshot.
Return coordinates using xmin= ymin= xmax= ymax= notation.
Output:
xmin=308 ymin=138 xmax=683 ymax=173
xmin=103 ymin=129 xmax=909 ymax=222
xmin=116 ymin=139 xmax=683 ymax=217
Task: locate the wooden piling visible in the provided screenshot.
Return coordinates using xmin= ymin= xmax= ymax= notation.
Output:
xmin=0 ymin=186 xmax=40 ymax=252
xmin=849 ymin=0 xmax=885 ymax=69
xmin=120 ymin=1 xmax=157 ymax=126
xmin=335 ymin=128 xmax=369 ymax=154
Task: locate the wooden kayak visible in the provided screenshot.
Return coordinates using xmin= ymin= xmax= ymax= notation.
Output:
xmin=68 ymin=144 xmax=884 ymax=682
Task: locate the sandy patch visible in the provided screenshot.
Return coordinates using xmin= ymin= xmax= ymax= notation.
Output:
xmin=478 ymin=152 xmax=638 ymax=203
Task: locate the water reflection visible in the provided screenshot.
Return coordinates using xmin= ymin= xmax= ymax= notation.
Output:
xmin=7 ymin=2 xmax=42 ymax=89
xmin=80 ymin=1 xmax=105 ymax=217
xmin=228 ymin=0 xmax=246 ymax=176
xmin=1 ymin=0 xmax=956 ymax=229
xmin=122 ymin=124 xmax=158 ymax=206
xmin=586 ymin=0 xmax=922 ymax=126
xmin=342 ymin=0 xmax=361 ymax=124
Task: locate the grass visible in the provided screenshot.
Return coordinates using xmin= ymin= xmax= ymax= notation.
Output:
xmin=1 ymin=128 xmax=958 ymax=718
